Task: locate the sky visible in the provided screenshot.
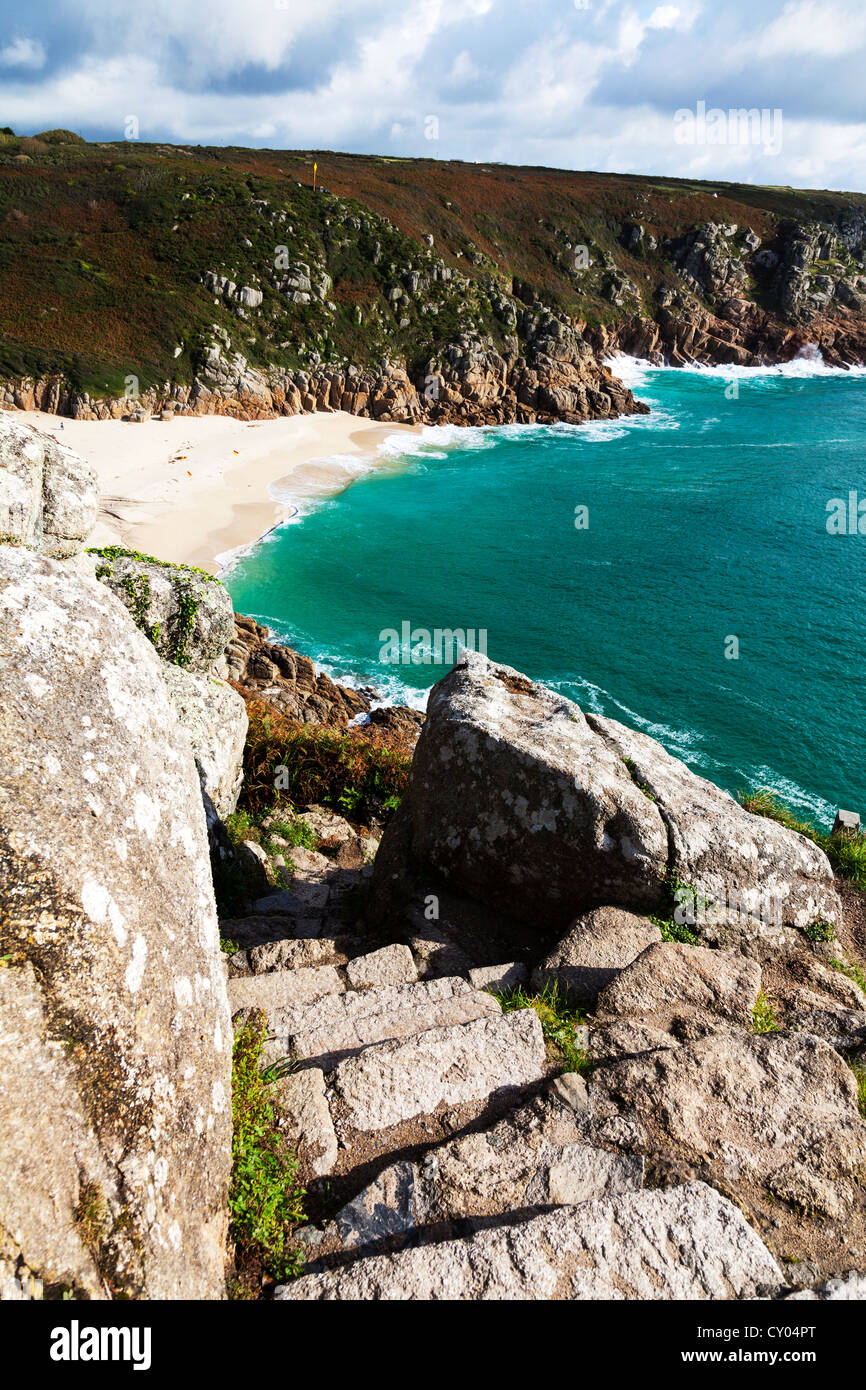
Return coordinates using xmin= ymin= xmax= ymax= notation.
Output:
xmin=1 ymin=0 xmax=865 ymax=192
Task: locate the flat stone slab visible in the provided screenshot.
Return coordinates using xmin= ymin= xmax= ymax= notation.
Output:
xmin=468 ymin=962 xmax=528 ymax=993
xmin=272 ymin=1069 xmax=338 ymax=1178
xmin=228 ymin=964 xmax=344 ymax=1017
xmin=346 ymin=944 xmax=418 ymax=991
xmin=245 ymin=937 xmax=356 ymax=975
xmin=253 ymin=882 xmax=330 ymax=915
xmin=266 ymin=975 xmax=499 ymax=1071
xmin=277 ymin=1181 xmax=784 ymax=1300
xmin=333 ymin=1120 xmax=643 ymax=1250
xmin=331 ymin=1008 xmax=546 ymax=1131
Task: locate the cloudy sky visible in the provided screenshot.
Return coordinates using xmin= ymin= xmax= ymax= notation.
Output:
xmin=2 ymin=0 xmax=865 ymax=191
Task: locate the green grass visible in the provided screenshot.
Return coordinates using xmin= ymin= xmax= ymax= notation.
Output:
xmin=739 ymin=788 xmax=866 ymax=889
xmin=752 ymin=989 xmax=779 ymax=1034
xmin=495 ymin=981 xmax=590 ymax=1075
xmin=829 ymin=957 xmax=866 ymax=995
xmin=230 ymin=1012 xmax=306 ymax=1286
xmin=849 ymin=1064 xmax=866 ymax=1121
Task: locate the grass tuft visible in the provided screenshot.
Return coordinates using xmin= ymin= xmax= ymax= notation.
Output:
xmin=829 ymin=957 xmax=866 ymax=995
xmin=495 ymin=980 xmax=590 ymax=1075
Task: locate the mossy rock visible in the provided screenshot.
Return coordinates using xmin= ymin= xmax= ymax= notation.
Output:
xmin=90 ymin=547 xmax=234 ymax=671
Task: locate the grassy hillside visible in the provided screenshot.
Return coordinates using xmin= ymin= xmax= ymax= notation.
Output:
xmin=2 ymin=128 xmax=865 ymax=396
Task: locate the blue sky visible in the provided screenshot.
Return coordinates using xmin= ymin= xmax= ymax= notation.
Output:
xmin=2 ymin=0 xmax=865 ymax=191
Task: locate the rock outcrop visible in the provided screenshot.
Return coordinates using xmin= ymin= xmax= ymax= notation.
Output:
xmin=161 ymin=665 xmax=248 ymax=824
xmin=224 ymin=612 xmax=424 ymax=752
xmin=92 ymin=549 xmax=235 ymax=673
xmin=0 ymin=546 xmax=231 ymax=1298
xmin=0 ymin=412 xmax=98 ymax=557
xmin=369 ymin=651 xmax=841 ymax=938
xmin=279 ymin=1182 xmax=783 ymax=1300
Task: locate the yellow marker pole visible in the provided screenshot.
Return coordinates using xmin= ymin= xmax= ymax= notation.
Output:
xmin=313 ymin=161 xmax=317 ymax=191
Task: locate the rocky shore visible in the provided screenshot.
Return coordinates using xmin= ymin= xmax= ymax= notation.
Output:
xmin=1 ymin=413 xmax=865 ymax=1303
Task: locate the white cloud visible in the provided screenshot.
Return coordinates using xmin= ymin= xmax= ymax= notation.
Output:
xmin=0 ymin=37 xmax=47 ymax=69
xmin=2 ymin=0 xmax=865 ymax=191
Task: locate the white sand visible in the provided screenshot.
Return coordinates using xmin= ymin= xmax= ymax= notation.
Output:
xmin=11 ymin=410 xmax=421 ymax=574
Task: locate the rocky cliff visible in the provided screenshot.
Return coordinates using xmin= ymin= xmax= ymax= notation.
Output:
xmin=2 ymin=136 xmax=865 ymax=432
xmin=2 ymin=417 xmax=865 ymax=1302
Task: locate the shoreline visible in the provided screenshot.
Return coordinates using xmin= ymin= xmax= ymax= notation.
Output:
xmin=6 ymin=409 xmax=421 ymax=574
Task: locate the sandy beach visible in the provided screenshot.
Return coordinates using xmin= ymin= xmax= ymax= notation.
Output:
xmin=10 ymin=410 xmax=421 ymax=573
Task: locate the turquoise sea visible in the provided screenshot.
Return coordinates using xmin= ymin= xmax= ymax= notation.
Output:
xmin=225 ymin=358 xmax=866 ymax=830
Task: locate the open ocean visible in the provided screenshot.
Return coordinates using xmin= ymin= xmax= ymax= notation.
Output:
xmin=225 ymin=357 xmax=866 ymax=830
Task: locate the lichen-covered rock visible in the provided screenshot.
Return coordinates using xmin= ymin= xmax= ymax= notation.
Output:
xmin=370 ymin=652 xmax=841 ymax=937
xmin=91 ymin=548 xmax=234 ymax=672
xmin=585 ymin=712 xmax=841 ymax=930
xmin=370 ymin=652 xmax=669 ymax=933
xmin=595 ymin=941 xmax=762 ymax=1031
xmin=0 ymin=413 xmax=98 ymax=557
xmin=160 ymin=665 xmax=248 ymax=822
xmin=0 ymin=546 xmax=231 ymax=1299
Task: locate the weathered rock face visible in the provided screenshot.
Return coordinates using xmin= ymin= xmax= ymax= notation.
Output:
xmin=0 ymin=546 xmax=231 ymax=1299
xmin=161 ymin=665 xmax=248 ymax=825
xmin=278 ymin=1181 xmax=783 ymax=1300
xmin=591 ymin=1028 xmax=866 ymax=1220
xmin=0 ymin=412 xmax=98 ymax=557
xmin=595 ymin=942 xmax=763 ymax=1032
xmin=585 ymin=713 xmax=841 ymax=930
xmin=370 ymin=653 xmax=670 ymax=933
xmin=92 ymin=549 xmax=234 ymax=673
xmin=533 ymin=906 xmax=661 ymax=1005
xmin=369 ymin=652 xmax=840 ymax=937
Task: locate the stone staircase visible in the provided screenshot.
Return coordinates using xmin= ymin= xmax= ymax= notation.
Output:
xmin=222 ymin=839 xmax=788 ymax=1300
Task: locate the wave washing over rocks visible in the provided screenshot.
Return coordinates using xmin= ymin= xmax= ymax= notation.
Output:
xmin=1 ymin=411 xmax=865 ymax=1303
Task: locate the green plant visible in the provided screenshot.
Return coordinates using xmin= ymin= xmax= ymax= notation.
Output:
xmin=230 ymin=1013 xmax=306 ymax=1282
xmin=752 ymin=989 xmax=779 ymax=1034
xmin=650 ymin=914 xmax=700 ymax=946
xmin=495 ymin=981 xmax=590 ymax=1075
xmin=849 ymin=1063 xmax=866 ymax=1120
xmin=803 ymin=919 xmax=834 ymax=944
xmin=623 ymin=756 xmax=656 ymax=801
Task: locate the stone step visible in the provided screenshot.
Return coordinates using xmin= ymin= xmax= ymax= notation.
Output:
xmin=277 ymin=1181 xmax=784 ymax=1301
xmin=228 ymin=964 xmax=345 ymax=1016
xmin=327 ymin=1082 xmax=643 ymax=1253
xmin=263 ymin=975 xmax=501 ymax=1072
xmin=330 ymin=1007 xmax=547 ymax=1132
